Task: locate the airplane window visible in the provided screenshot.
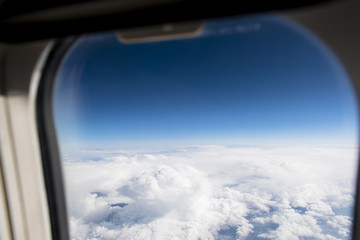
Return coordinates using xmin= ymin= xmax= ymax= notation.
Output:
xmin=53 ymin=14 xmax=358 ymax=239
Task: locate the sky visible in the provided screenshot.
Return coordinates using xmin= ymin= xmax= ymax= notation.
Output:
xmin=53 ymin=14 xmax=360 ymax=240
xmin=54 ymin=14 xmax=358 ymax=149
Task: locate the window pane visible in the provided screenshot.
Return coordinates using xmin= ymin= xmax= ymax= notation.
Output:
xmin=54 ymin=14 xmax=358 ymax=240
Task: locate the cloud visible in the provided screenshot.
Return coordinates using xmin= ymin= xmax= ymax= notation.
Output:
xmin=62 ymin=145 xmax=358 ymax=239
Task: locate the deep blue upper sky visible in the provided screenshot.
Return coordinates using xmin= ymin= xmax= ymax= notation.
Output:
xmin=54 ymin=14 xmax=358 ymax=148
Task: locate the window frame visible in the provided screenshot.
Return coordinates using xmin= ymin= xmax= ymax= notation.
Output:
xmin=0 ymin=40 xmax=54 ymax=240
xmin=36 ymin=38 xmax=78 ymax=240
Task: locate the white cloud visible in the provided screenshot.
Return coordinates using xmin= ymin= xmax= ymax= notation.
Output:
xmin=62 ymin=145 xmax=358 ymax=239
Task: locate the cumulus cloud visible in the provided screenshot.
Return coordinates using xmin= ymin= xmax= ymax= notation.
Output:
xmin=62 ymin=145 xmax=358 ymax=240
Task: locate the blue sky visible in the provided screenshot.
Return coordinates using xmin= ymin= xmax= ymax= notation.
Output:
xmin=54 ymin=14 xmax=358 ymax=148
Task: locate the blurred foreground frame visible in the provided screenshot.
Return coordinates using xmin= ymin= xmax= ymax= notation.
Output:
xmin=0 ymin=0 xmax=335 ymax=43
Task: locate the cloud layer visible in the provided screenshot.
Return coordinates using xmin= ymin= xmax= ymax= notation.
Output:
xmin=62 ymin=145 xmax=358 ymax=240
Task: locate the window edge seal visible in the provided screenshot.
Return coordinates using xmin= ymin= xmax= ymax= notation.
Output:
xmin=36 ymin=37 xmax=78 ymax=240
